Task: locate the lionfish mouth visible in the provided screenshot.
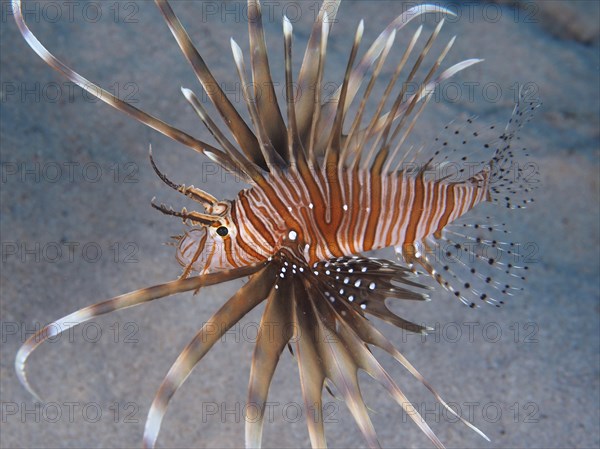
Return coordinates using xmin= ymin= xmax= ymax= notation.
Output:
xmin=13 ymin=0 xmax=539 ymax=447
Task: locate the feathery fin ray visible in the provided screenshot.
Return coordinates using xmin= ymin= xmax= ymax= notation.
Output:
xmin=143 ymin=263 xmax=277 ymax=448
xmin=154 ymin=0 xmax=267 ymax=170
xmin=11 ymin=0 xmax=237 ymax=172
xmin=15 ymin=263 xmax=266 ymax=402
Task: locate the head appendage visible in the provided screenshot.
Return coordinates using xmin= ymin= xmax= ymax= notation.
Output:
xmin=148 ymin=147 xmax=225 ymax=225
xmin=149 ymin=145 xmax=219 ymax=210
xmin=150 ymin=200 xmax=220 ymax=226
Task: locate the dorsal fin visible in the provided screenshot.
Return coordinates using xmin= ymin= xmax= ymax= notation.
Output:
xmin=370 ymin=31 xmax=458 ymax=173
xmin=282 ymin=16 xmax=307 ymax=168
xmin=360 ymin=19 xmax=448 ymax=172
xmin=181 ymin=88 xmax=264 ymax=183
xmin=295 ymin=0 xmax=340 ymax=147
xmin=12 ymin=0 xmax=239 ymax=175
xmin=155 ymin=0 xmax=267 ymax=170
xmin=341 ymin=28 xmax=397 ymax=167
xmin=324 ymin=20 xmax=364 ymax=170
xmin=230 ymin=39 xmax=287 ymax=170
xmin=313 ymin=4 xmax=459 ymax=160
xmin=247 ymin=0 xmax=289 ymax=164
xmin=305 ymin=13 xmax=332 ymax=166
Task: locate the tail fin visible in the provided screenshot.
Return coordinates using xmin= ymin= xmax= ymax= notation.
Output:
xmin=488 ymin=90 xmax=542 ymax=209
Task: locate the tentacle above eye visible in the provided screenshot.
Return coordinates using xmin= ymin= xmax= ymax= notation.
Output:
xmin=150 ymin=197 xmax=220 ymax=226
xmin=15 ymin=262 xmax=268 ymax=402
xmin=149 ymin=145 xmax=219 ymax=209
xmin=143 ymin=262 xmax=277 ymax=449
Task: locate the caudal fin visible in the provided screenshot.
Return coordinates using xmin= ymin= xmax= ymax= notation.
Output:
xmin=488 ymin=91 xmax=542 ymax=209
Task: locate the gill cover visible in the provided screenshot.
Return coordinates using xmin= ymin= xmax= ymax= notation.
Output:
xmin=176 ymin=210 xmax=241 ymax=275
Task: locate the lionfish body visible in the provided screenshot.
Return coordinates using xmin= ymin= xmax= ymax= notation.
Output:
xmin=181 ymin=167 xmax=491 ymax=272
xmin=14 ymin=0 xmax=539 ymax=448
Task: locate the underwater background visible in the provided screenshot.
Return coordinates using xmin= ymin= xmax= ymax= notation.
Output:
xmin=1 ymin=1 xmax=598 ymax=447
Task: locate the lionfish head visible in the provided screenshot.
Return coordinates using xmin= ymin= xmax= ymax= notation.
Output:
xmin=174 ymin=205 xmax=270 ymax=275
xmin=148 ymin=148 xmax=270 ymax=275
xmin=175 ymin=214 xmax=232 ymax=275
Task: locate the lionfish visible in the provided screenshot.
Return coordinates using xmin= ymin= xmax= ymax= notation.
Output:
xmin=14 ymin=0 xmax=539 ymax=447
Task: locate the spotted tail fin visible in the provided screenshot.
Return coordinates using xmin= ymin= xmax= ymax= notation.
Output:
xmin=396 ymin=90 xmax=541 ymax=308
xmin=488 ymin=90 xmax=542 ymax=209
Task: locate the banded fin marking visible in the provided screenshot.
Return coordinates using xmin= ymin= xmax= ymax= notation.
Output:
xmin=348 ymin=24 xmax=424 ymax=172
xmin=360 ymin=18 xmax=448 ymax=172
xmin=335 ymin=316 xmax=445 ymax=449
xmin=300 ymin=284 xmax=381 ymax=448
xmin=316 ymin=5 xmax=460 ymax=160
xmin=282 ymin=16 xmax=307 ymax=167
xmin=329 ymin=296 xmax=490 ymax=441
xmin=324 ymin=19 xmax=365 ymax=170
xmin=296 ymin=0 xmax=340 ymax=150
xmin=306 ymin=12 xmax=331 ymax=165
xmin=230 ymin=38 xmax=286 ymax=169
xmin=180 ymin=88 xmax=257 ymax=183
xmin=292 ymin=280 xmax=329 ymax=448
xmin=247 ymin=0 xmax=289 ymax=164
xmin=342 ymin=29 xmax=397 ymax=166
xmin=295 ymin=268 xmax=487 ymax=449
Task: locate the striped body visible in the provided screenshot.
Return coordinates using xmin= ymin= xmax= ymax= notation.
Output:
xmin=232 ymin=166 xmax=490 ymax=266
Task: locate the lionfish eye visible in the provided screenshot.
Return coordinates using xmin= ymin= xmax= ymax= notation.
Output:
xmin=216 ymin=226 xmax=229 ymax=237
